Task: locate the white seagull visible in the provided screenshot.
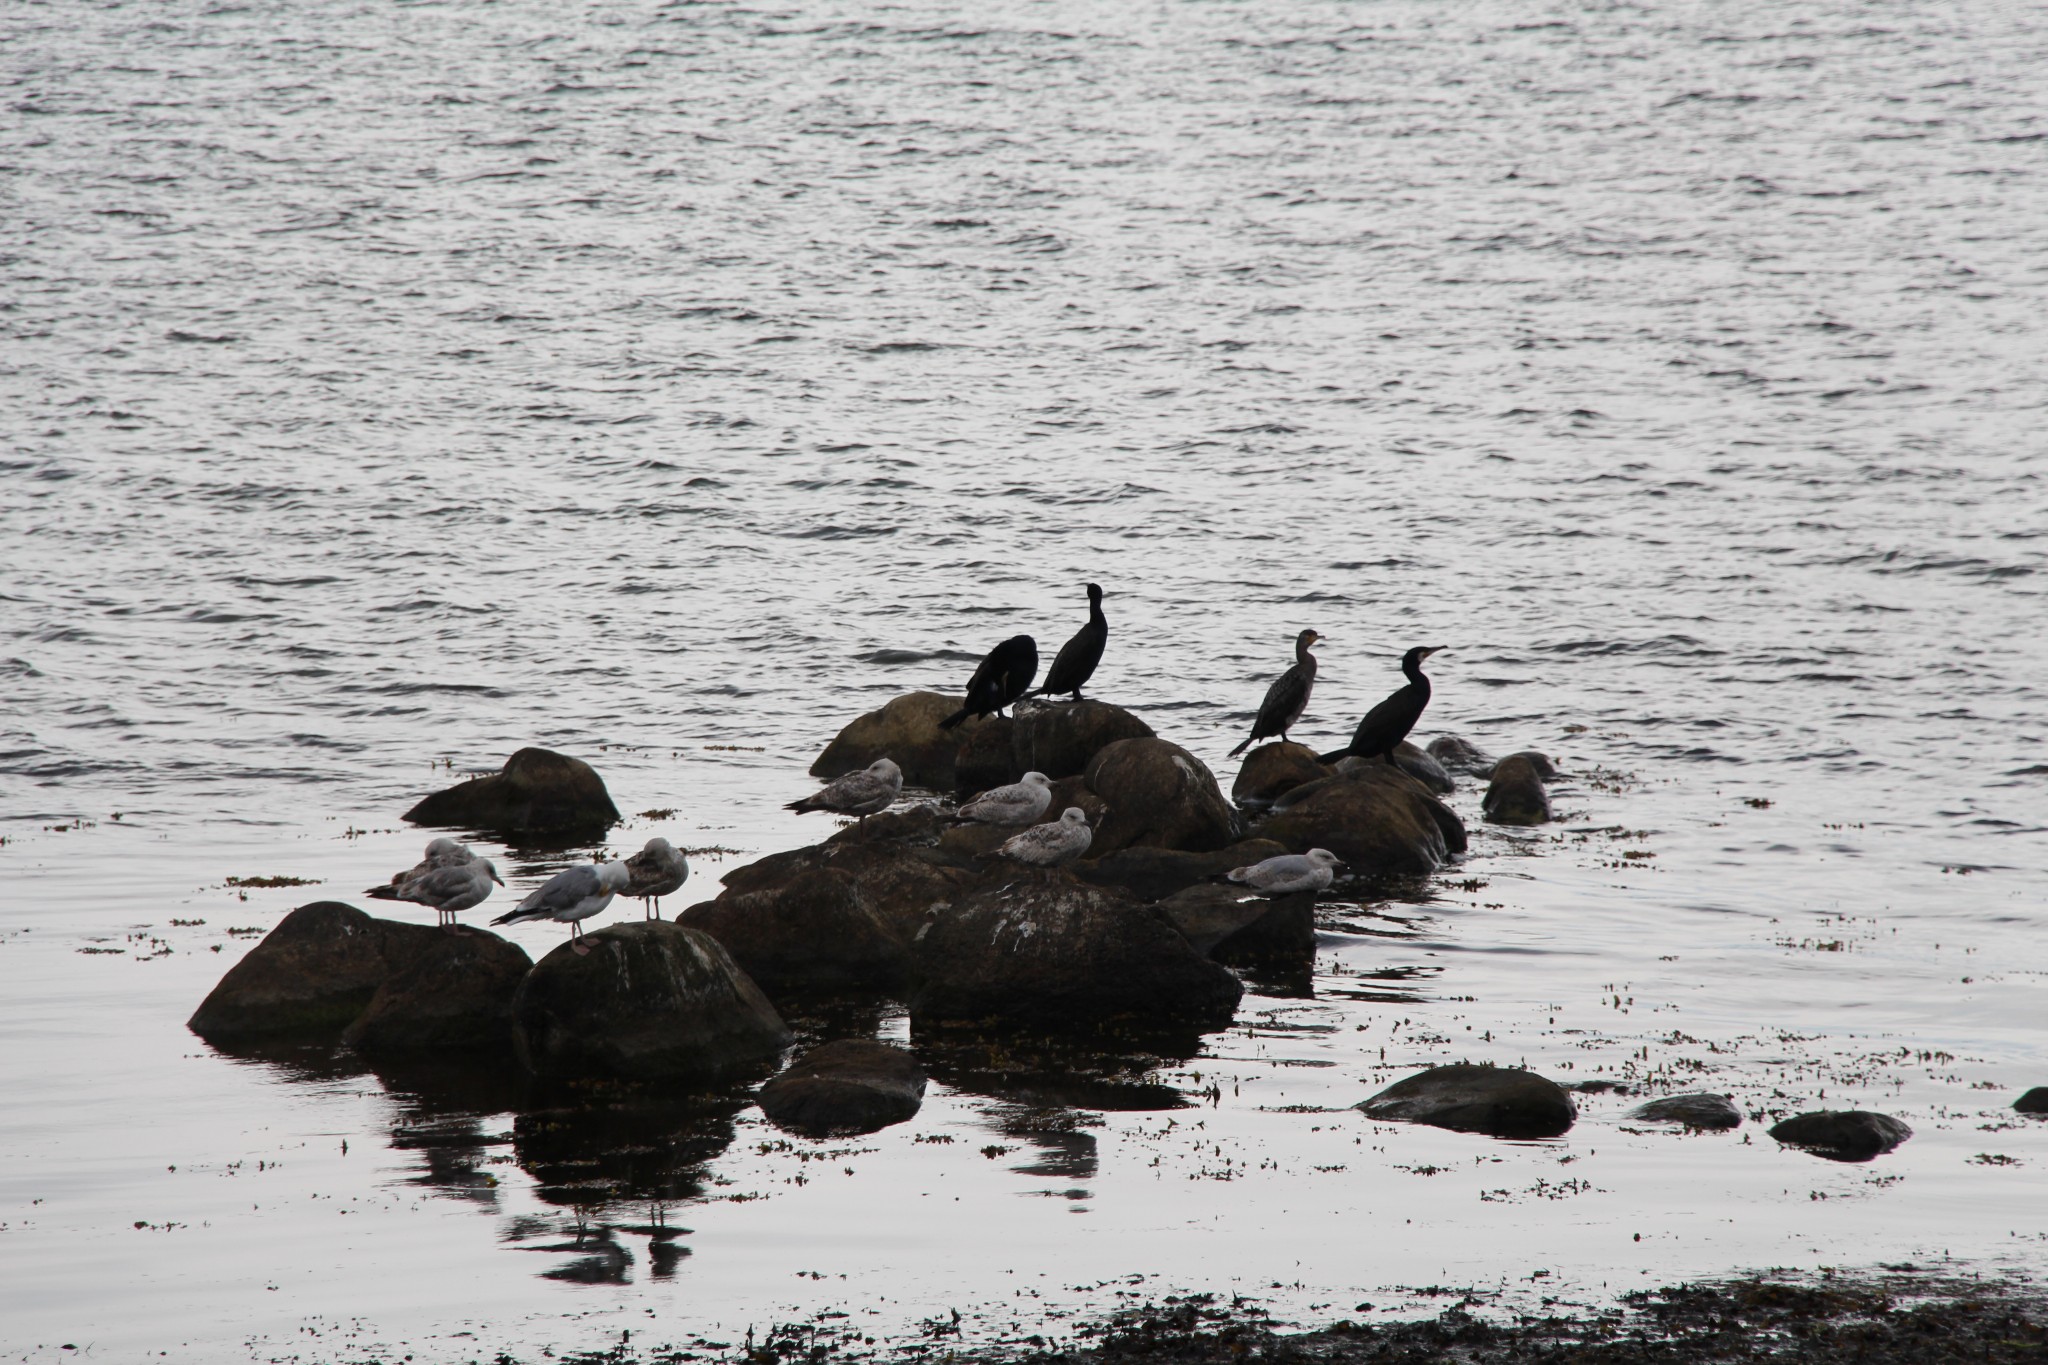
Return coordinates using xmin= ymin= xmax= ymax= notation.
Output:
xmin=366 ymin=855 xmax=504 ymax=933
xmin=1226 ymin=848 xmax=1340 ymax=895
xmin=955 ymin=771 xmax=1053 ymax=828
xmin=991 ymin=807 xmax=1093 ymax=868
xmin=622 ymin=837 xmax=690 ymax=920
xmin=491 ymin=860 xmax=631 ymax=955
xmin=786 ymin=757 xmax=903 ymax=829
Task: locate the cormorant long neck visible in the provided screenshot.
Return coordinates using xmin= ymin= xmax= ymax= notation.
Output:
xmin=1087 ymin=592 xmax=1106 ymax=629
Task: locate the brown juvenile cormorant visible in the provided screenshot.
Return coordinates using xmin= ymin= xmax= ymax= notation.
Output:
xmin=938 ymin=633 xmax=1039 ymax=729
xmin=1317 ymin=646 xmax=1444 ymax=764
xmin=1025 ymin=582 xmax=1107 ymax=702
xmin=1227 ymin=628 xmax=1322 ymax=756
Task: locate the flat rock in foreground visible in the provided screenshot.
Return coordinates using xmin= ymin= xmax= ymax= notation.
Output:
xmin=757 ymin=1039 xmax=927 ymax=1135
xmin=403 ymin=747 xmax=620 ymax=833
xmin=1356 ymin=1063 xmax=1577 ymax=1139
xmin=188 ymin=901 xmax=444 ymax=1042
xmin=1769 ymin=1110 xmax=1912 ymax=1161
xmin=511 ymin=921 xmax=790 ymax=1081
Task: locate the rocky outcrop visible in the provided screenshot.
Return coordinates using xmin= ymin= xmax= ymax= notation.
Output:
xmin=1084 ymin=738 xmax=1238 ymax=855
xmin=2017 ymin=1087 xmax=2048 ymax=1114
xmin=403 ymin=747 xmax=620 ymax=833
xmin=810 ymin=691 xmax=961 ymax=789
xmin=757 ymin=1040 xmax=927 ymax=1135
xmin=342 ymin=930 xmax=532 ymax=1053
xmin=1769 ymin=1110 xmax=1912 ymax=1161
xmin=1010 ymin=699 xmax=1154 ymax=781
xmin=681 ymin=868 xmax=910 ymax=996
xmin=952 ymin=715 xmax=1021 ymax=796
xmin=1230 ymin=743 xmax=1329 ymax=809
xmin=1071 ymin=839 xmax=1288 ymax=903
xmin=1259 ymin=765 xmax=1465 ymax=875
xmin=909 ymin=870 xmax=1242 ymax=1035
xmin=1426 ymin=735 xmax=1497 ymax=777
xmin=1628 ymin=1093 xmax=1742 ymax=1130
xmin=1156 ymin=884 xmax=1315 ymax=967
xmin=188 ymin=902 xmax=443 ymax=1042
xmin=1355 ymin=1064 xmax=1577 ymax=1139
xmin=1484 ymin=753 xmax=1553 ymax=826
xmin=511 ymin=921 xmax=789 ymax=1081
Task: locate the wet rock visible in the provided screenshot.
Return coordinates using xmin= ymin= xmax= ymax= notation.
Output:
xmin=1072 ymin=839 xmax=1289 ymax=903
xmin=910 ymin=869 xmax=1242 ymax=1035
xmin=719 ymin=838 xmax=972 ymax=944
xmin=1390 ymin=741 xmax=1456 ymax=794
xmin=2017 ymin=1087 xmax=2048 ymax=1115
xmin=188 ymin=901 xmax=444 ymax=1043
xmin=1426 ymin=735 xmax=1497 ymax=776
xmin=1230 ymin=742 xmax=1330 ymax=809
xmin=403 ymin=747 xmax=620 ymax=834
xmin=511 ymin=920 xmax=790 ymax=1081
xmin=1084 ymin=738 xmax=1238 ymax=855
xmin=1010 ymin=699 xmax=1154 ymax=780
xmin=757 ymin=1040 xmax=927 ymax=1135
xmin=936 ymin=821 xmax=1015 ymax=864
xmin=1156 ymin=884 xmax=1315 ymax=966
xmin=1356 ymin=1064 xmax=1577 ymax=1139
xmin=681 ymin=868 xmax=909 ymax=996
xmin=1259 ymin=765 xmax=1465 ymax=875
xmin=1769 ymin=1110 xmax=1912 ymax=1161
xmin=1628 ymin=1093 xmax=1742 ymax=1130
xmin=342 ymin=929 xmax=532 ymax=1053
xmin=1483 ymin=753 xmax=1554 ymax=826
xmin=952 ymin=714 xmax=1022 ymax=796
xmin=810 ymin=690 xmax=960 ymax=790
xmin=1505 ymin=749 xmax=1560 ymax=780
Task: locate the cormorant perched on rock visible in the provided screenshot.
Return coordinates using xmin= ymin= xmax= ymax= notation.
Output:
xmin=1317 ymin=646 xmax=1444 ymax=764
xmin=787 ymin=758 xmax=903 ymax=829
xmin=1026 ymin=583 xmax=1107 ymax=702
xmin=938 ymin=634 xmax=1038 ymax=729
xmin=1227 ymin=629 xmax=1322 ymax=757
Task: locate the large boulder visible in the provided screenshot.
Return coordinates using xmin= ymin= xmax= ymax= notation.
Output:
xmin=342 ymin=930 xmax=532 ymax=1053
xmin=1009 ymin=700 xmax=1153 ymax=780
xmin=1259 ymin=765 xmax=1465 ymax=875
xmin=1084 ymin=738 xmax=1238 ymax=855
xmin=910 ymin=870 xmax=1242 ymax=1035
xmin=757 ymin=1040 xmax=927 ymax=1135
xmin=809 ymin=691 xmax=960 ymax=789
xmin=403 ymin=747 xmax=619 ymax=833
xmin=952 ymin=715 xmax=1021 ymax=796
xmin=188 ymin=902 xmax=444 ymax=1042
xmin=719 ymin=839 xmax=972 ymax=942
xmin=681 ymin=868 xmax=909 ymax=996
xmin=1769 ymin=1110 xmax=1912 ymax=1162
xmin=1231 ymin=743 xmax=1329 ymax=809
xmin=1483 ymin=753 xmax=1553 ymax=825
xmin=1426 ymin=735 xmax=1497 ymax=777
xmin=511 ymin=921 xmax=790 ymax=1081
xmin=1156 ymin=884 xmax=1315 ymax=966
xmin=1628 ymin=1093 xmax=1742 ymax=1130
xmin=1356 ymin=1064 xmax=1576 ymax=1139
xmin=1072 ymin=839 xmax=1289 ymax=903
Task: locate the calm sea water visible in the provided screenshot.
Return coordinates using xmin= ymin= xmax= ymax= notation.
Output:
xmin=4 ymin=0 xmax=2046 ymax=1358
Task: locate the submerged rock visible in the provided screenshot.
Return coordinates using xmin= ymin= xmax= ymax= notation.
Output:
xmin=1426 ymin=735 xmax=1497 ymax=776
xmin=681 ymin=868 xmax=910 ymax=996
xmin=1084 ymin=738 xmax=1238 ymax=855
xmin=342 ymin=929 xmax=532 ymax=1053
xmin=757 ymin=1040 xmax=927 ymax=1136
xmin=1156 ymin=884 xmax=1315 ymax=967
xmin=1230 ymin=742 xmax=1329 ymax=809
xmin=1628 ymin=1093 xmax=1742 ymax=1130
xmin=188 ymin=902 xmax=443 ymax=1042
xmin=1769 ymin=1110 xmax=1912 ymax=1161
xmin=909 ymin=869 xmax=1242 ymax=1035
xmin=1071 ymin=839 xmax=1288 ymax=903
xmin=2017 ymin=1087 xmax=2048 ymax=1114
xmin=1483 ymin=752 xmax=1554 ymax=826
xmin=1259 ymin=765 xmax=1465 ymax=875
xmin=511 ymin=920 xmax=790 ymax=1081
xmin=403 ymin=747 xmax=620 ymax=834
xmin=1356 ymin=1064 xmax=1577 ymax=1139
xmin=809 ymin=690 xmax=961 ymax=790
xmin=1010 ymin=699 xmax=1154 ymax=780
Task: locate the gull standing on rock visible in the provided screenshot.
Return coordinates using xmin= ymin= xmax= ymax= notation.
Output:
xmin=787 ymin=757 xmax=903 ymax=830
xmin=366 ymin=856 xmax=504 ymax=933
xmin=954 ymin=771 xmax=1054 ymax=828
xmin=622 ymin=837 xmax=690 ymax=920
xmin=491 ymin=860 xmax=631 ymax=955
xmin=990 ymin=807 xmax=1093 ymax=867
xmin=1226 ymin=848 xmax=1341 ymax=895
xmin=1228 ymin=629 xmax=1323 ymax=756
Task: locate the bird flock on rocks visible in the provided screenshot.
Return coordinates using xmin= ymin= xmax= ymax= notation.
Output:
xmin=364 ymin=582 xmax=1444 ymax=950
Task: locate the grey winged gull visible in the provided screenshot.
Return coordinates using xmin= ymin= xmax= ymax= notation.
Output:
xmin=622 ymin=837 xmax=690 ymax=920
xmin=491 ymin=860 xmax=631 ymax=955
xmin=954 ymin=771 xmax=1053 ymax=828
xmin=786 ymin=757 xmax=903 ymax=829
xmin=1226 ymin=848 xmax=1340 ymax=895
xmin=366 ymin=855 xmax=504 ymax=933
xmin=991 ymin=807 xmax=1092 ymax=867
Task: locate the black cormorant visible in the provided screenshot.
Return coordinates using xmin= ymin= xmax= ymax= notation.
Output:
xmin=938 ymin=634 xmax=1039 ymax=729
xmin=1227 ymin=629 xmax=1322 ymax=756
xmin=1317 ymin=646 xmax=1444 ymax=764
xmin=1026 ymin=583 xmax=1107 ymax=702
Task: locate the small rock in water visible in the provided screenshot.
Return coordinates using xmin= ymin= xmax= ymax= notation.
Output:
xmin=1768 ymin=1110 xmax=1912 ymax=1161
xmin=1628 ymin=1093 xmax=1742 ymax=1130
xmin=1426 ymin=735 xmax=1497 ymax=776
xmin=402 ymin=747 xmax=620 ymax=834
xmin=187 ymin=901 xmax=443 ymax=1042
xmin=2016 ymin=1087 xmax=2048 ymax=1114
xmin=1500 ymin=749 xmax=1560 ymax=781
xmin=1229 ymin=742 xmax=1329 ymax=809
xmin=1483 ymin=752 xmax=1554 ymax=825
xmin=757 ymin=1040 xmax=927 ymax=1136
xmin=1355 ymin=1063 xmax=1577 ymax=1139
xmin=342 ymin=929 xmax=531 ymax=1053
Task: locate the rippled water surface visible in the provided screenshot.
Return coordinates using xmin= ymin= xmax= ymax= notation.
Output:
xmin=4 ymin=0 xmax=2047 ymax=1358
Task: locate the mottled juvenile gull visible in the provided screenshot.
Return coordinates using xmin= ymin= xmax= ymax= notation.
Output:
xmin=954 ymin=771 xmax=1053 ymax=828
xmin=1317 ymin=646 xmax=1444 ymax=765
xmin=990 ymin=807 xmax=1092 ymax=867
xmin=787 ymin=757 xmax=903 ymax=829
xmin=385 ymin=836 xmax=475 ymax=887
xmin=1025 ymin=583 xmax=1107 ymax=702
xmin=491 ymin=860 xmax=630 ymax=955
xmin=1228 ymin=629 xmax=1322 ymax=756
xmin=938 ymin=634 xmax=1039 ymax=729
xmin=366 ymin=856 xmax=504 ymax=933
xmin=622 ymin=837 xmax=690 ymax=920
xmin=1226 ymin=848 xmax=1340 ymax=895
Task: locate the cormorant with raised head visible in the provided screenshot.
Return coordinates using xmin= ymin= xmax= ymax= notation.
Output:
xmin=1026 ymin=583 xmax=1107 ymax=702
xmin=1227 ymin=629 xmax=1322 ymax=756
xmin=938 ymin=633 xmax=1039 ymax=729
xmin=1317 ymin=646 xmax=1444 ymax=764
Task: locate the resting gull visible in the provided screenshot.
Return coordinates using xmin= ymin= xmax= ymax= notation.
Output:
xmin=1225 ymin=848 xmax=1340 ymax=895
xmin=622 ymin=837 xmax=690 ymax=920
xmin=491 ymin=860 xmax=631 ymax=955
xmin=787 ymin=757 xmax=903 ymax=829
xmin=366 ymin=855 xmax=504 ymax=933
xmin=954 ymin=771 xmax=1053 ymax=828
xmin=990 ymin=807 xmax=1092 ymax=867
